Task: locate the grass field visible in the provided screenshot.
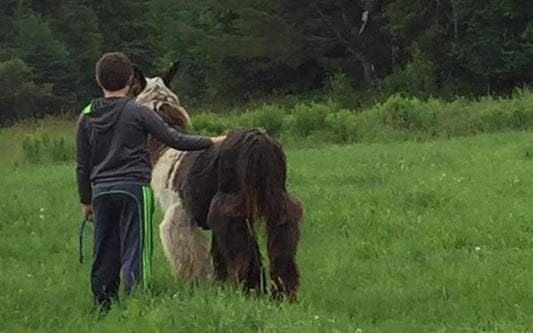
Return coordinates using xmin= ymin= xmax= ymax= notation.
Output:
xmin=3 ymin=123 xmax=533 ymax=332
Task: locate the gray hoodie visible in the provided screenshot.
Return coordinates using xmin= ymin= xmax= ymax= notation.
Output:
xmin=76 ymin=97 xmax=212 ymax=204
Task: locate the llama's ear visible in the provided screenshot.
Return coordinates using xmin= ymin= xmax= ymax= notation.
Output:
xmin=130 ymin=63 xmax=147 ymax=96
xmin=161 ymin=60 xmax=182 ymax=87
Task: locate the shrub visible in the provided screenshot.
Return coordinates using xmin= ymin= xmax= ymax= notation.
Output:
xmin=48 ymin=136 xmax=73 ymax=162
xmin=292 ymin=101 xmax=337 ymax=136
xmin=191 ymin=112 xmax=228 ymax=136
xmin=237 ymin=104 xmax=286 ymax=137
xmin=375 ymin=95 xmax=424 ymax=131
xmin=22 ymin=133 xmax=74 ymax=164
xmin=22 ymin=134 xmax=43 ymax=164
xmin=323 ymin=71 xmax=361 ymax=108
xmin=325 ymin=109 xmax=362 ymax=143
xmin=502 ymin=92 xmax=533 ymax=130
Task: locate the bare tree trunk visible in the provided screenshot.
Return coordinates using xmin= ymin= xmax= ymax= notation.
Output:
xmin=347 ymin=48 xmax=375 ymax=85
xmin=355 ymin=51 xmax=375 ymax=85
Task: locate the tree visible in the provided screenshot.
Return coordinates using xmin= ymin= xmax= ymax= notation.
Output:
xmin=2 ymin=0 xmax=533 ymax=123
xmin=91 ymin=0 xmax=158 ymax=71
xmin=0 ymin=58 xmax=57 ymax=123
xmin=302 ymin=0 xmax=390 ymax=85
xmin=386 ymin=0 xmax=533 ymax=95
xmin=52 ymin=1 xmax=103 ymax=106
xmin=11 ymin=5 xmax=74 ymax=104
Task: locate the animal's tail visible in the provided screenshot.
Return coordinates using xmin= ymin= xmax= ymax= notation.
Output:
xmin=237 ymin=129 xmax=286 ymax=220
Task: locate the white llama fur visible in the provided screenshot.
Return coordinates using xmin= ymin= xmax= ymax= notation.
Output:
xmin=136 ymin=77 xmax=212 ymax=281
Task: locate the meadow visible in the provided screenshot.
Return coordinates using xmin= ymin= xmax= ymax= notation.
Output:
xmin=3 ymin=120 xmax=533 ymax=332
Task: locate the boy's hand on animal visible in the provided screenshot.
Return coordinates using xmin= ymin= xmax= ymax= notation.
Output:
xmin=81 ymin=204 xmax=93 ymax=221
xmin=211 ymin=136 xmax=226 ymax=145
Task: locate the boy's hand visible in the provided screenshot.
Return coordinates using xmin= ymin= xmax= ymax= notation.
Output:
xmin=81 ymin=204 xmax=93 ymax=220
xmin=211 ymin=136 xmax=226 ymax=145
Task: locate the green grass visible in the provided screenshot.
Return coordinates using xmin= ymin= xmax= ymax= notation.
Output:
xmin=3 ymin=123 xmax=533 ymax=332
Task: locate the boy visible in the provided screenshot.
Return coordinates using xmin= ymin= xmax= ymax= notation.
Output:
xmin=76 ymin=52 xmax=225 ymax=309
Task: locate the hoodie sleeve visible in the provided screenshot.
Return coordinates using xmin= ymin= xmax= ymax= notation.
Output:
xmin=138 ymin=106 xmax=213 ymax=151
xmin=76 ymin=114 xmax=92 ymax=204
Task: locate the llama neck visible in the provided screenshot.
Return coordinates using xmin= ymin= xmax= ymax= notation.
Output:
xmin=135 ymin=77 xmax=192 ymax=166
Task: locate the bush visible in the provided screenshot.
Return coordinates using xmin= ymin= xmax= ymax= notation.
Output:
xmin=325 ymin=109 xmax=362 ymax=143
xmin=292 ymin=101 xmax=337 ymax=136
xmin=191 ymin=112 xmax=228 ymax=136
xmin=22 ymin=133 xmax=74 ymax=164
xmin=509 ymin=92 xmax=533 ymax=129
xmin=188 ymin=91 xmax=533 ymax=145
xmin=22 ymin=134 xmax=43 ymax=164
xmin=237 ymin=104 xmax=286 ymax=137
xmin=15 ymin=90 xmax=533 ymax=166
xmin=48 ymin=136 xmax=72 ymax=162
xmin=375 ymin=95 xmax=427 ymax=131
xmin=434 ymin=98 xmax=473 ymax=138
xmin=323 ymin=71 xmax=362 ymax=108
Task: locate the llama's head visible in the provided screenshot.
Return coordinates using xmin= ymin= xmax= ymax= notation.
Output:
xmin=130 ymin=61 xmax=190 ymax=133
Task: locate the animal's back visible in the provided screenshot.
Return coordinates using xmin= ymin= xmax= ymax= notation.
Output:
xmin=176 ymin=128 xmax=289 ymax=228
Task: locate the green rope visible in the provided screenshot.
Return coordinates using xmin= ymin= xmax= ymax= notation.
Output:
xmin=79 ymin=217 xmax=92 ymax=264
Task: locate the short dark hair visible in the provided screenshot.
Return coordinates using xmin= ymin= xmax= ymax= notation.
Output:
xmin=95 ymin=52 xmax=133 ymax=91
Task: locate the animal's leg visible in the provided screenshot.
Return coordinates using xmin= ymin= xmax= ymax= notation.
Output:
xmin=159 ymin=203 xmax=212 ymax=281
xmin=244 ymin=238 xmax=265 ymax=294
xmin=266 ymin=197 xmax=302 ymax=301
xmin=208 ymin=193 xmax=258 ymax=291
xmin=210 ymin=233 xmax=228 ymax=281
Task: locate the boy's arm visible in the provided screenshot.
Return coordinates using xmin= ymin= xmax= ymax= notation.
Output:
xmin=139 ymin=105 xmax=215 ymax=150
xmin=76 ymin=115 xmax=93 ymax=205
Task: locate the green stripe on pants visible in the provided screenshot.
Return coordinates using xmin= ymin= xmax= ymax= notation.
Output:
xmin=142 ymin=186 xmax=153 ymax=289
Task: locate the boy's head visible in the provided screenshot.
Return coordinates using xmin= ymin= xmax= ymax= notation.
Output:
xmin=95 ymin=52 xmax=133 ymax=92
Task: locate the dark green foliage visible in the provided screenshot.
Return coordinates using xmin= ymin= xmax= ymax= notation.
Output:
xmin=11 ymin=6 xmax=73 ymax=99
xmin=0 ymin=58 xmax=58 ymax=123
xmin=2 ymin=0 xmax=533 ymax=124
xmin=51 ymin=2 xmax=103 ymax=106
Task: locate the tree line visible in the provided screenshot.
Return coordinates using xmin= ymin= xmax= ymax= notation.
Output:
xmin=1 ymin=0 xmax=533 ymax=124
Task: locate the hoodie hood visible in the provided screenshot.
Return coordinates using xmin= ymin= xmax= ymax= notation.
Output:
xmin=86 ymin=97 xmax=131 ymax=133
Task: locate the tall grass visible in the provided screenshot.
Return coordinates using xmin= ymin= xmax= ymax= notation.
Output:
xmin=3 ymin=91 xmax=533 ymax=168
xmin=191 ymin=90 xmax=533 ymax=144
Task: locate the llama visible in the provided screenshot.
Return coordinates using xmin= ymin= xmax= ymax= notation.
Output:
xmin=131 ymin=62 xmax=302 ymax=299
